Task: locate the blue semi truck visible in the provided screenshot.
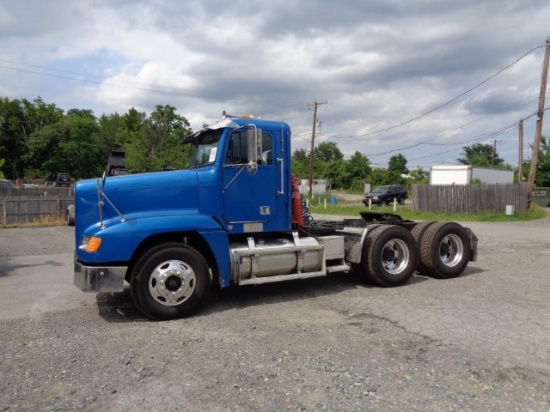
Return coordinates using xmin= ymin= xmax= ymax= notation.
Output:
xmin=73 ymin=114 xmax=478 ymax=320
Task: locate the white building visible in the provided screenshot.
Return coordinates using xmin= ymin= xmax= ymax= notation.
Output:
xmin=430 ymin=165 xmax=513 ymax=185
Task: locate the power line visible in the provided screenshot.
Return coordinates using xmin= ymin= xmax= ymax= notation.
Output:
xmin=0 ymin=62 xmax=209 ymax=98
xmin=335 ymin=45 xmax=545 ymax=139
xmin=360 ymin=105 xmax=548 ymax=159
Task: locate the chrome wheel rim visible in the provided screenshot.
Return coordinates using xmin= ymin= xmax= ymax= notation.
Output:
xmin=439 ymin=234 xmax=464 ymax=267
xmin=381 ymin=239 xmax=409 ymax=275
xmin=148 ymin=259 xmax=196 ymax=306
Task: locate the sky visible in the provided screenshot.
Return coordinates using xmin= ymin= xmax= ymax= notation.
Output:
xmin=1 ymin=0 xmax=549 ymax=170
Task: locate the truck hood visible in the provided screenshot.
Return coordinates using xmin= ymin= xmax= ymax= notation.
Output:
xmin=75 ymin=170 xmax=200 ymax=235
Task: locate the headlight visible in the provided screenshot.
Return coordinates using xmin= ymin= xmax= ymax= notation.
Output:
xmin=79 ymin=235 xmax=102 ymax=252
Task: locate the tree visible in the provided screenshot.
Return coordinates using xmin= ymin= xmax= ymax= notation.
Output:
xmin=291 ymin=148 xmax=309 ymax=178
xmin=409 ymin=166 xmax=428 ymax=183
xmin=314 ymin=141 xmax=343 ymax=162
xmin=0 ymin=97 xmax=63 ymax=179
xmin=125 ymin=105 xmax=192 ymax=171
xmin=312 ymin=142 xmax=344 ymax=189
xmin=369 ymin=169 xmax=389 ymax=187
xmin=524 ymin=136 xmax=550 ymax=187
xmin=340 ymin=151 xmax=371 ymax=191
xmin=26 ymin=109 xmax=101 ymax=179
xmin=388 ymin=153 xmax=408 ymax=175
xmin=535 ymin=136 xmax=550 ymax=187
xmin=457 ymin=143 xmax=504 ymax=167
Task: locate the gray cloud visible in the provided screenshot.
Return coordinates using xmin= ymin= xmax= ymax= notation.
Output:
xmin=0 ymin=0 xmax=548 ymax=167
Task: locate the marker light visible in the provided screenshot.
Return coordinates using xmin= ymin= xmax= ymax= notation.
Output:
xmin=79 ymin=235 xmax=102 ymax=252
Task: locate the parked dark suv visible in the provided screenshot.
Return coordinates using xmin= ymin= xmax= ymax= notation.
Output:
xmin=48 ymin=173 xmax=73 ymax=187
xmin=363 ymin=185 xmax=408 ymax=206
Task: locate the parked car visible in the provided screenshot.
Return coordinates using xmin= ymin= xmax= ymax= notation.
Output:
xmin=363 ymin=185 xmax=408 ymax=206
xmin=47 ymin=173 xmax=73 ymax=187
xmin=0 ymin=179 xmax=15 ymax=189
xmin=66 ymin=203 xmax=75 ymax=226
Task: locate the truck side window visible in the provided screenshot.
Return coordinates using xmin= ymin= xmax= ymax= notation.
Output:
xmin=226 ymin=132 xmax=248 ymax=164
xmin=261 ymin=133 xmax=273 ymax=165
xmin=225 ymin=131 xmax=273 ymax=165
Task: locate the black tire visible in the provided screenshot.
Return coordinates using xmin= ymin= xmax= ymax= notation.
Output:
xmin=378 ymin=199 xmax=387 ymax=207
xmin=359 ymin=225 xmax=418 ymax=287
xmin=419 ymin=222 xmax=471 ymax=279
xmin=398 ymin=197 xmax=406 ymax=205
xmin=410 ymin=221 xmax=437 ymax=274
xmin=66 ymin=210 xmax=75 ymax=226
xmin=131 ymin=243 xmax=211 ymax=320
xmin=350 ymin=224 xmax=381 ymax=280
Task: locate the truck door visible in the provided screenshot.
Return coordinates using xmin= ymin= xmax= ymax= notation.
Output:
xmin=221 ymin=130 xmax=277 ymax=231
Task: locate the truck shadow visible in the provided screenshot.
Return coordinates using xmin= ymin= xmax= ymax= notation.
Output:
xmin=95 ymin=270 xmax=442 ymax=323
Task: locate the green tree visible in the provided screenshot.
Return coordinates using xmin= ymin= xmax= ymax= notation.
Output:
xmin=369 ymin=169 xmax=389 ymax=187
xmin=340 ymin=151 xmax=371 ymax=191
xmin=388 ymin=153 xmax=408 ymax=175
xmin=385 ymin=153 xmax=408 ymax=185
xmin=314 ymin=141 xmax=343 ymax=162
xmin=291 ymin=148 xmax=309 ymax=178
xmin=535 ymin=136 xmax=550 ymax=186
xmin=457 ymin=143 xmax=504 ymax=167
xmin=523 ymin=136 xmax=550 ymax=187
xmin=409 ymin=166 xmax=427 ymax=182
xmin=312 ymin=142 xmax=344 ymax=188
xmin=125 ymin=105 xmax=192 ymax=171
xmin=26 ymin=109 xmax=101 ymax=179
xmin=0 ymin=97 xmax=63 ymax=179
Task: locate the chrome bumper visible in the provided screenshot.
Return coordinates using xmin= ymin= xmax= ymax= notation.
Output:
xmin=74 ymin=260 xmax=127 ymax=293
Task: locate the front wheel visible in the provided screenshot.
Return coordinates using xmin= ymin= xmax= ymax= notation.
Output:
xmin=131 ymin=244 xmax=211 ymax=320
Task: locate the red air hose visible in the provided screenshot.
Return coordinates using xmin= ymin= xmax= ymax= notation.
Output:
xmin=291 ymin=175 xmax=305 ymax=226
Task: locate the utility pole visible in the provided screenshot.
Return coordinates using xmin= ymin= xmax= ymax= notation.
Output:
xmin=518 ymin=119 xmax=524 ymax=181
xmin=307 ymin=101 xmax=327 ymax=198
xmin=527 ymin=36 xmax=550 ymax=205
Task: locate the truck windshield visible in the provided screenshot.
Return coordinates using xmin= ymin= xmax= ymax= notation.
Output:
xmin=185 ymin=129 xmax=224 ymax=168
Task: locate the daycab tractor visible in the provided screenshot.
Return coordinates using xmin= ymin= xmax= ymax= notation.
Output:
xmin=73 ymin=114 xmax=478 ymax=320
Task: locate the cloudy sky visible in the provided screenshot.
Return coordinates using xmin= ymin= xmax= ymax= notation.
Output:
xmin=1 ymin=0 xmax=549 ymax=170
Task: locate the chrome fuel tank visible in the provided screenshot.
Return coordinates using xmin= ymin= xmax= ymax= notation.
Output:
xmin=230 ymin=235 xmax=324 ymax=282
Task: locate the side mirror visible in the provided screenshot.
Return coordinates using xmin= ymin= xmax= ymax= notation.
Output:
xmin=246 ymin=127 xmax=262 ymax=168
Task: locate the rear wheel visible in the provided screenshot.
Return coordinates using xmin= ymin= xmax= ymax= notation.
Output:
xmin=419 ymin=222 xmax=471 ymax=279
xmin=359 ymin=225 xmax=417 ymax=287
xmin=410 ymin=221 xmax=436 ymax=274
xmin=398 ymin=197 xmax=405 ymax=205
xmin=131 ymin=243 xmax=211 ymax=320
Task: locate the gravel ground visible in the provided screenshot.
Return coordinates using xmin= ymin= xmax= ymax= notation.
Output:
xmin=1 ymin=215 xmax=550 ymax=411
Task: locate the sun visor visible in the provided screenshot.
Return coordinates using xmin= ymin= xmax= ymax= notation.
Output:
xmin=184 ymin=118 xmax=239 ymax=143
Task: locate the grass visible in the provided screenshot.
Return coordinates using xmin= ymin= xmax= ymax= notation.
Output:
xmin=2 ymin=200 xmax=547 ymax=228
xmin=1 ymin=215 xmax=66 ymax=229
xmin=306 ymin=197 xmax=548 ymax=222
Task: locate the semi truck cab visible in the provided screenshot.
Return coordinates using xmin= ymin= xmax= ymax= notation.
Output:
xmin=74 ymin=114 xmax=477 ymax=320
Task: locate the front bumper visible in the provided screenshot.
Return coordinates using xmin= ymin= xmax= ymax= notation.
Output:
xmin=74 ymin=259 xmax=127 ymax=293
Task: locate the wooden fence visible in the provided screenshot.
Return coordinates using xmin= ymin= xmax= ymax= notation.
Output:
xmin=412 ymin=183 xmax=528 ymax=214
xmin=0 ymin=187 xmax=74 ymax=225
